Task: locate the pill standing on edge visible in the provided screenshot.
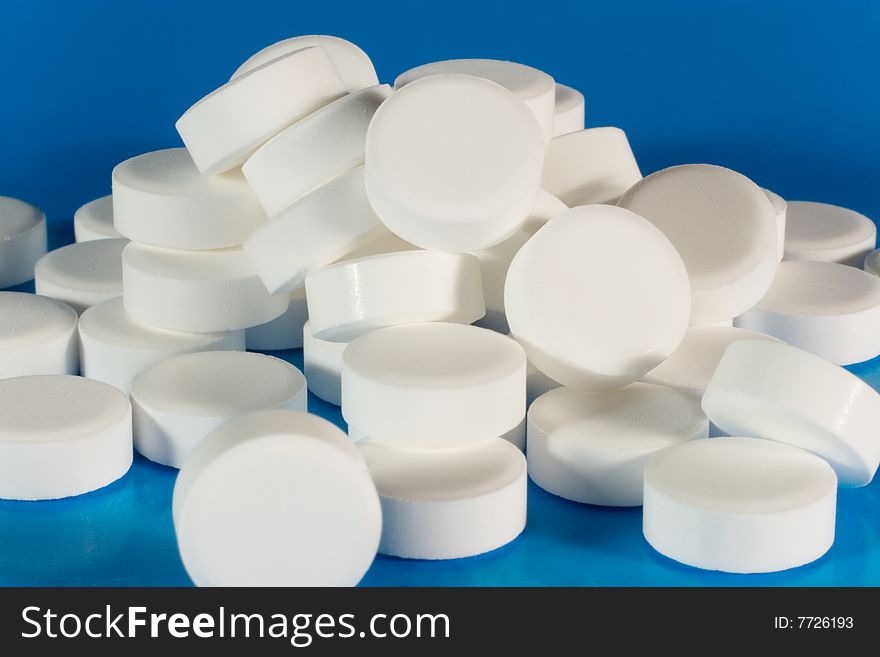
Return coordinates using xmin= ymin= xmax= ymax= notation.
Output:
xmin=783 ymin=201 xmax=876 ymax=267
xmin=73 ymin=196 xmax=121 ymax=242
xmin=245 ymin=287 xmax=309 ymax=351
xmin=0 ymin=292 xmax=78 ymax=378
xmin=0 ymin=196 xmax=47 ymax=288
xmin=34 ymin=238 xmax=127 ymax=313
xmin=553 ymin=84 xmax=585 ymax=137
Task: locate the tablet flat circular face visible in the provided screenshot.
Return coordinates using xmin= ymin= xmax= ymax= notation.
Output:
xmin=0 ymin=375 xmax=132 ymax=500
xmin=1 ymin=196 xmax=47 ymax=288
xmin=784 ymin=201 xmax=876 ymax=267
xmin=505 ymin=204 xmax=691 ymax=389
xmin=618 ymin=164 xmax=778 ymax=325
xmin=643 ymin=437 xmax=837 ymax=573
xmin=173 ymin=409 xmax=381 ymax=586
xmin=73 ymin=196 xmax=121 ymax=242
xmin=245 ymin=287 xmax=308 ymax=351
xmin=0 ymin=292 xmax=78 ymax=378
xmin=763 ymin=188 xmax=786 ymax=261
xmin=553 ymin=84 xmax=585 ymax=137
xmin=34 ymin=238 xmax=127 ymax=313
xmin=866 ymin=249 xmax=880 ymax=276
xmin=365 ymin=74 xmax=545 ymax=252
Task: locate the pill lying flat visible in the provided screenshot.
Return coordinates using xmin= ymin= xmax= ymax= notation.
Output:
xmin=528 ymin=384 xmax=708 ymax=507
xmin=553 ymin=84 xmax=585 ymax=136
xmin=505 ymin=205 xmax=690 ymax=389
xmin=173 ymin=409 xmax=381 ymax=586
xmin=643 ymin=437 xmax=837 ymax=573
xmin=122 ymin=242 xmax=288 ymax=333
xmin=763 ymin=188 xmax=786 ymax=261
xmin=112 ymin=148 xmax=266 ymax=250
xmin=245 ymin=287 xmax=308 ymax=351
xmin=303 ymin=320 xmax=346 ymax=405
xmin=34 ymin=238 xmax=127 ymax=313
xmin=784 ymin=201 xmax=876 ymax=266
xmin=342 ymin=323 xmax=526 ymax=445
xmin=0 ymin=196 xmax=47 ymax=288
xmin=866 ymin=249 xmax=880 ymax=276
xmin=358 ymin=438 xmax=527 ymax=559
xmin=78 ymin=297 xmax=244 ymax=394
xmin=177 ymin=46 xmax=347 ymax=174
xmin=0 ymin=375 xmax=132 ymax=500
xmin=73 ymin=196 xmax=121 ymax=242
xmin=0 ymin=292 xmax=78 ymax=378
xmin=702 ymin=339 xmax=880 ymax=486
xmin=365 ymin=74 xmax=545 ymax=252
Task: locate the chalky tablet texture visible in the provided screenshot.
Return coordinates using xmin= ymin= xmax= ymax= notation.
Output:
xmin=78 ymin=297 xmax=245 ymax=394
xmin=73 ymin=196 xmax=121 ymax=242
xmin=0 ymin=292 xmax=78 ymax=378
xmin=866 ymin=249 xmax=880 ymax=276
xmin=505 ymin=205 xmax=691 ymax=389
xmin=764 ymin=188 xmax=786 ymax=261
xmin=303 ymin=321 xmax=347 ymax=405
xmin=112 ymin=148 xmax=266 ymax=250
xmin=173 ymin=409 xmax=381 ymax=586
xmin=176 ymin=46 xmax=347 ymax=174
xmin=342 ymin=323 xmax=527 ymax=445
xmin=34 ymin=238 xmax=126 ymax=313
xmin=0 ymin=375 xmax=132 ymax=500
xmin=132 ymin=351 xmax=307 ymax=468
xmin=735 ymin=260 xmax=880 ymax=365
xmin=702 ymin=339 xmax=880 ymax=486
xmin=528 ymin=384 xmax=708 ymax=507
xmin=245 ymin=287 xmax=308 ymax=351
xmin=365 ymin=74 xmax=545 ymax=252
xmin=553 ymin=84 xmax=585 ymax=136
xmin=643 ymin=438 xmax=837 ymax=573
xmin=359 ymin=438 xmax=527 ymax=559
xmin=618 ymin=164 xmax=778 ymax=325
xmin=0 ymin=196 xmax=47 ymax=288
xmin=784 ymin=201 xmax=876 ymax=267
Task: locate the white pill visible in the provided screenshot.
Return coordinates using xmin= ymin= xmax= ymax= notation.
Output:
xmin=866 ymin=249 xmax=880 ymax=276
xmin=365 ymin=74 xmax=545 ymax=252
xmin=618 ymin=164 xmax=778 ymax=325
xmin=542 ymin=127 xmax=642 ymax=206
xmin=0 ymin=196 xmax=47 ymax=288
xmin=0 ymin=375 xmax=132 ymax=500
xmin=358 ymin=438 xmax=527 ymax=559
xmin=642 ymin=325 xmax=778 ymax=398
xmin=526 ymin=357 xmax=560 ymax=405
xmin=132 ymin=351 xmax=307 ymax=468
xmin=528 ymin=384 xmax=708 ymax=507
xmin=349 ymin=419 xmax=527 ymax=451
xmin=122 ymin=242 xmax=288 ymax=333
xmin=232 ymin=35 xmax=379 ymax=92
xmin=643 ymin=437 xmax=837 ymax=573
xmin=73 ymin=196 xmax=121 ymax=242
xmin=0 ymin=292 xmax=78 ymax=378
xmin=342 ymin=229 xmax=417 ymax=259
xmin=78 ymin=297 xmax=244 ymax=394
xmin=112 ymin=148 xmax=266 ymax=250
xmin=173 ymin=409 xmax=380 ymax=586
xmin=553 ymin=84 xmax=585 ymax=136
xmin=243 ymin=86 xmax=391 ymax=216
xmin=305 ymin=250 xmax=484 ymax=341
xmin=763 ymin=188 xmax=786 ymax=261
xmin=303 ymin=320 xmax=346 ymax=405
xmin=394 ymin=59 xmax=555 ymax=142
xmin=784 ymin=201 xmax=876 ymax=266
xmin=342 ymin=323 xmax=526 ymax=445
xmin=246 ymin=287 xmax=308 ymax=351
xmin=506 ymin=205 xmax=690 ymax=389
xmin=702 ymin=339 xmax=880 ymax=486
xmin=244 ymin=166 xmax=386 ymax=294
xmin=34 ymin=238 xmax=126 ymax=313
xmin=176 ymin=46 xmax=347 ymax=174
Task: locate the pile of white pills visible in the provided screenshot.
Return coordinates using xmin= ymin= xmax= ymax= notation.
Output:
xmin=2 ymin=35 xmax=879 ymax=584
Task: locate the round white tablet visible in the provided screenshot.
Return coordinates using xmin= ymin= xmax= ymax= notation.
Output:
xmin=112 ymin=148 xmax=266 ymax=250
xmin=702 ymin=339 xmax=880 ymax=486
xmin=232 ymin=35 xmax=379 ymax=92
xmin=643 ymin=437 xmax=837 ymax=573
xmin=394 ymin=58 xmax=556 ymax=142
xmin=342 ymin=323 xmax=526 ymax=445
xmin=176 ymin=46 xmax=347 ymax=174
xmin=348 ymin=419 xmax=527 ymax=451
xmin=34 ymin=238 xmax=126 ymax=313
xmin=0 ymin=196 xmax=47 ymax=288
xmin=304 ymin=250 xmax=485 ymax=341
xmin=735 ymin=260 xmax=880 ymax=365
xmin=763 ymin=188 xmax=786 ymax=261
xmin=132 ymin=351 xmax=307 ymax=468
xmin=365 ymin=74 xmax=545 ymax=252
xmin=866 ymin=249 xmax=880 ymax=276
xmin=528 ymin=384 xmax=708 ymax=507
xmin=553 ymin=83 xmax=585 ymax=136
xmin=303 ymin=321 xmax=346 ymax=405
xmin=73 ymin=196 xmax=121 ymax=242
xmin=243 ymin=85 xmax=391 ymax=216
xmin=0 ymin=375 xmax=132 ymax=500
xmin=358 ymin=438 xmax=527 ymax=559
xmin=784 ymin=201 xmax=876 ymax=266
xmin=173 ymin=409 xmax=381 ymax=586
xmin=542 ymin=128 xmax=642 ymax=206
xmin=246 ymin=287 xmax=308 ymax=351
xmin=78 ymin=297 xmax=245 ymax=394
xmin=244 ymin=166 xmax=386 ymax=294
xmin=122 ymin=242 xmax=288 ymax=333
xmin=505 ymin=205 xmax=691 ymax=389
xmin=0 ymin=292 xmax=78 ymax=378
xmin=618 ymin=164 xmax=778 ymax=325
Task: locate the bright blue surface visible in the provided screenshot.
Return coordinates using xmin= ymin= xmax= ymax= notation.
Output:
xmin=1 ymin=0 xmax=879 ymax=586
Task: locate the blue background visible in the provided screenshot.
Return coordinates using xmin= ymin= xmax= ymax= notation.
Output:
xmin=1 ymin=0 xmax=878 ymax=585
